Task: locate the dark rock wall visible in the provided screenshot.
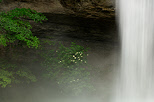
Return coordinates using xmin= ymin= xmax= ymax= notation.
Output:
xmin=59 ymin=0 xmax=115 ymax=18
xmin=0 ymin=0 xmax=67 ymax=13
xmin=0 ymin=0 xmax=115 ymax=18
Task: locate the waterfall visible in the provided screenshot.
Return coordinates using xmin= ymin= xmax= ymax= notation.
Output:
xmin=114 ymin=0 xmax=154 ymax=102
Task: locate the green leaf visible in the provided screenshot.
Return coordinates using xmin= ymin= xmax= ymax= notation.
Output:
xmin=0 ymin=8 xmax=48 ymax=48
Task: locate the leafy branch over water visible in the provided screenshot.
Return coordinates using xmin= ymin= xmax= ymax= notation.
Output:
xmin=0 ymin=2 xmax=47 ymax=88
xmin=0 ymin=8 xmax=48 ymax=48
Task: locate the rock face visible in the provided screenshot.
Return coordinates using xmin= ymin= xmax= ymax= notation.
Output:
xmin=0 ymin=0 xmax=68 ymax=14
xmin=0 ymin=0 xmax=115 ymax=18
xmin=60 ymin=0 xmax=115 ymax=18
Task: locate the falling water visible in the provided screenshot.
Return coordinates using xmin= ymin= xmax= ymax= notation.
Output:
xmin=114 ymin=0 xmax=154 ymax=102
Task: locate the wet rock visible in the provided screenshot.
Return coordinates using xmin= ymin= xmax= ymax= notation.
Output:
xmin=0 ymin=0 xmax=69 ymax=14
xmin=59 ymin=0 xmax=115 ymax=18
xmin=0 ymin=0 xmax=115 ymax=18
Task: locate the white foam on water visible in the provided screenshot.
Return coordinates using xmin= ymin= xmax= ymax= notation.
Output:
xmin=113 ymin=0 xmax=154 ymax=102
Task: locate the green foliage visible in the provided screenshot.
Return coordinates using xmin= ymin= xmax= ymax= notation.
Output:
xmin=0 ymin=8 xmax=48 ymax=48
xmin=56 ymin=42 xmax=89 ymax=68
xmin=57 ymin=68 xmax=95 ymax=96
xmin=41 ymin=41 xmax=95 ymax=96
xmin=15 ymin=67 xmax=37 ymax=84
xmin=41 ymin=42 xmax=89 ymax=78
xmin=0 ymin=69 xmax=13 ymax=88
xmin=0 ymin=59 xmax=37 ymax=88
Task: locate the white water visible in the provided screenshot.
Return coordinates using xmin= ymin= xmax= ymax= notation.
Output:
xmin=114 ymin=0 xmax=154 ymax=102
